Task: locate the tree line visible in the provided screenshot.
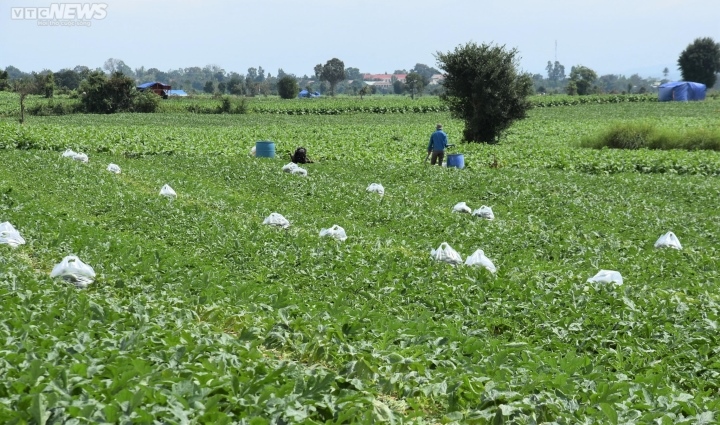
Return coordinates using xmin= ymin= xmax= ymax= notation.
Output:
xmin=0 ymin=59 xmax=443 ymax=99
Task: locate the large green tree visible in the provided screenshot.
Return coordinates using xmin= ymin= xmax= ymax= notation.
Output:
xmin=545 ymin=61 xmax=565 ymax=87
xmin=568 ymin=66 xmax=598 ymax=95
xmin=410 ymin=63 xmax=440 ymax=86
xmin=436 ymin=42 xmax=533 ymax=143
xmin=404 ymin=72 xmax=424 ymax=99
xmin=314 ymin=58 xmax=345 ymax=96
xmin=277 ymin=76 xmax=299 ymax=99
xmin=79 ymin=71 xmax=158 ymax=114
xmin=678 ymin=37 xmax=720 ymax=88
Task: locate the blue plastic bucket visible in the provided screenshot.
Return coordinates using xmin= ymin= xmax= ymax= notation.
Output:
xmin=446 ymin=153 xmax=465 ymax=169
xmin=255 ymin=141 xmax=276 ymax=158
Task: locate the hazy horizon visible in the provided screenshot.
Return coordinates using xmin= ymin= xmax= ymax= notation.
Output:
xmin=3 ymin=0 xmax=718 ymax=81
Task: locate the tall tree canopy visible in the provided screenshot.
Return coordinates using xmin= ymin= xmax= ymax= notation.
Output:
xmin=436 ymin=42 xmax=533 ymax=143
xmin=314 ymin=58 xmax=345 ymax=96
xmin=678 ymin=37 xmax=720 ymax=88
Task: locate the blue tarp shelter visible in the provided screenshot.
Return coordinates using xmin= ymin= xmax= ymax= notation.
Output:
xmin=137 ymin=81 xmax=171 ymax=98
xmin=658 ymin=81 xmax=706 ymax=101
xmin=167 ymin=89 xmax=188 ymax=97
xmin=298 ymin=89 xmax=321 ymax=98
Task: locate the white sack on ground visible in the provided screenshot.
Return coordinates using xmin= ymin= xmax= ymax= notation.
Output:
xmin=282 ymin=162 xmax=299 ymax=173
xmin=472 ymin=205 xmax=495 ymax=220
xmin=366 ymin=183 xmax=385 ymax=195
xmin=430 ymin=242 xmax=463 ymax=265
xmin=160 ymin=184 xmax=177 ymax=198
xmin=464 ymin=249 xmax=497 ymax=273
xmin=319 ymin=225 xmax=347 ymax=241
xmin=0 ymin=222 xmax=25 ymax=248
xmin=654 ymin=231 xmax=682 ymax=249
xmin=50 ymin=255 xmax=96 ymax=288
xmin=263 ymin=212 xmax=290 ymax=229
xmin=587 ymin=270 xmax=623 ymax=286
xmin=452 ymin=202 xmax=471 ymax=213
xmin=107 ymin=163 xmax=121 ymax=174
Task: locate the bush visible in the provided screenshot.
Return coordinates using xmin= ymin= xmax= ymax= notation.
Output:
xmin=277 ymin=76 xmax=299 ymax=100
xmin=436 ymin=42 xmax=533 ymax=143
xmin=582 ymin=122 xmax=720 ymax=151
xmin=27 ymin=99 xmax=78 ymax=116
xmin=133 ymin=90 xmax=161 ymax=113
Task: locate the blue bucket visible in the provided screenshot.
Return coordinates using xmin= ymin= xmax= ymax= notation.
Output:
xmin=446 ymin=153 xmax=465 ymax=169
xmin=255 ymin=141 xmax=275 ymax=158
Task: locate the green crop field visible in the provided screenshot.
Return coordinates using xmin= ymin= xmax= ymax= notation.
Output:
xmin=1 ymin=97 xmax=720 ymax=424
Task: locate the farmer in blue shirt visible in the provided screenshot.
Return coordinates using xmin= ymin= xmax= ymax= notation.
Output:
xmin=427 ymin=124 xmax=448 ymax=166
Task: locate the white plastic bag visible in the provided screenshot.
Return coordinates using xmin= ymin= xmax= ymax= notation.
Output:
xmin=464 ymin=249 xmax=496 ymax=273
xmin=654 ymin=231 xmax=682 ymax=250
xmin=291 ymin=167 xmax=307 ymax=177
xmin=263 ymin=212 xmax=290 ymax=229
xmin=452 ymin=202 xmax=471 ymax=213
xmin=0 ymin=222 xmax=25 ymax=248
xmin=282 ymin=162 xmax=299 ymax=173
xmin=72 ymin=152 xmax=89 ymax=163
xmin=61 ymin=149 xmax=77 ymax=158
xmin=50 ymin=255 xmax=96 ymax=288
xmin=106 ymin=163 xmax=122 ymax=174
xmin=430 ymin=242 xmax=463 ymax=265
xmin=160 ymin=184 xmax=177 ymax=198
xmin=472 ymin=205 xmax=495 ymax=220
xmin=319 ymin=225 xmax=347 ymax=241
xmin=250 ymin=146 xmax=256 ymax=157
xmin=587 ymin=270 xmax=623 ymax=286
xmin=366 ymin=183 xmax=385 ymax=195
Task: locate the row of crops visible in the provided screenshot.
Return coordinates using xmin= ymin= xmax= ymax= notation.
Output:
xmin=1 ymin=96 xmax=719 ymax=422
xmin=2 ymin=147 xmax=719 ymax=423
xmin=1 ymin=99 xmax=719 ymax=175
xmin=0 ymin=91 xmax=660 ymax=117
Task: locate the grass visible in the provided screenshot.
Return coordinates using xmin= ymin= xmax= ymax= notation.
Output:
xmin=581 ymin=121 xmax=720 ymax=151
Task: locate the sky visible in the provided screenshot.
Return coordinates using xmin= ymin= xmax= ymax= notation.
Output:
xmin=2 ymin=0 xmax=719 ymax=80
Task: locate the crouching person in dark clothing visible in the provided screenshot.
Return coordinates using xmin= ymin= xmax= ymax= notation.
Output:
xmin=290 ymin=147 xmax=313 ymax=164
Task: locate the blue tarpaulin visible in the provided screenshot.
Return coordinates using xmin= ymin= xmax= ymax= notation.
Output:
xmin=298 ymin=89 xmax=321 ymax=98
xmin=167 ymin=89 xmax=188 ymax=97
xmin=658 ymin=81 xmax=706 ymax=101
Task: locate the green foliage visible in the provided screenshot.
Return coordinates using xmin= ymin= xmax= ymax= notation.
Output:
xmin=277 ymin=76 xmax=300 ymax=100
xmin=185 ymin=96 xmax=248 ymax=114
xmin=1 ymin=98 xmax=720 ymax=421
xmin=26 ymin=98 xmax=77 ymax=116
xmin=0 ymin=70 xmax=9 ymax=91
xmin=404 ymin=72 xmax=424 ymax=99
xmin=581 ymin=121 xmax=657 ymax=149
xmin=545 ymin=61 xmax=566 ymax=87
xmin=582 ymin=121 xmax=720 ymax=151
xmin=226 ymin=75 xmax=244 ymax=95
xmin=78 ymin=71 xmax=160 ymax=114
xmin=133 ymin=90 xmax=162 ymax=113
xmin=436 ymin=41 xmax=534 ymax=143
xmin=314 ymin=58 xmax=346 ymax=96
xmin=359 ymin=85 xmax=372 ymax=99
xmin=203 ymin=80 xmax=214 ymax=94
xmin=568 ymin=65 xmax=598 ymax=95
xmin=678 ymin=37 xmax=720 ymax=88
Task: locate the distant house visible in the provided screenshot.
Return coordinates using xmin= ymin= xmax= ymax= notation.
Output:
xmin=361 ymin=73 xmax=407 ymax=91
xmin=429 ymin=74 xmax=445 ymax=85
xmin=362 ymin=73 xmax=407 ymax=83
xmin=137 ymin=82 xmax=171 ymax=98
